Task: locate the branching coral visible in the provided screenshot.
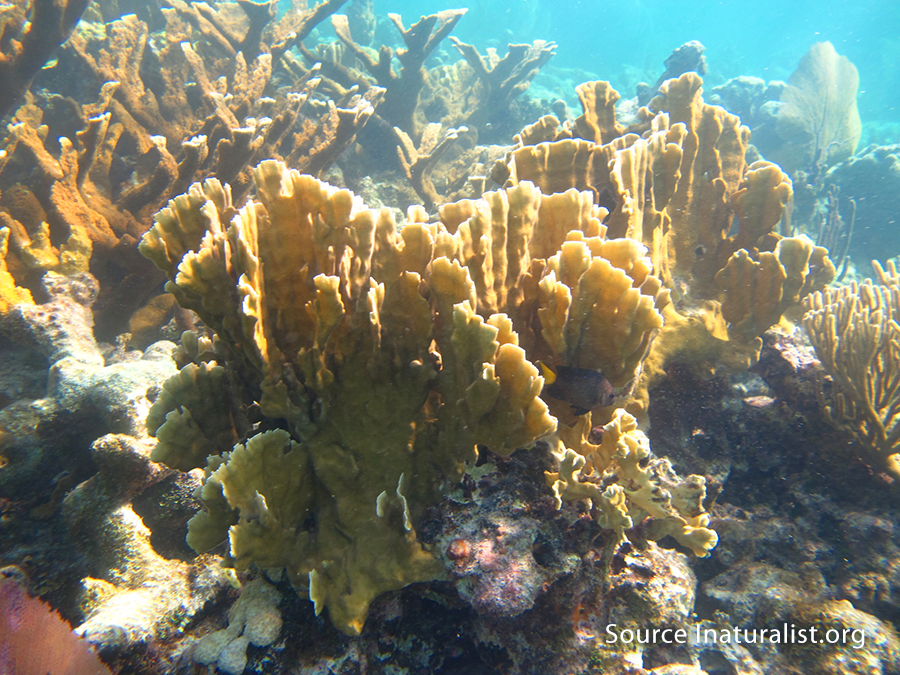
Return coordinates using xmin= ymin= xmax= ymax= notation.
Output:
xmin=395 ymin=122 xmax=469 ymax=210
xmin=302 ymin=8 xmax=555 ymax=204
xmin=802 ymin=261 xmax=900 ymax=475
xmin=62 ymin=10 xmax=353 ymax=201
xmin=1 ymin=0 xmax=559 ymax=339
xmin=328 ymin=8 xmax=467 ymax=138
xmin=446 ymin=37 xmax=556 ymax=133
xmin=0 ymin=0 xmax=89 ymax=118
xmin=0 ymin=0 xmax=383 ymax=339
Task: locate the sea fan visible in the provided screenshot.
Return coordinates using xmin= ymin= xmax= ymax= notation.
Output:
xmin=0 ymin=573 xmax=112 ymax=675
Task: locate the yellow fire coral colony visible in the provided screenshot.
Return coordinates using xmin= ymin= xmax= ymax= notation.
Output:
xmin=140 ymin=162 xmax=559 ymax=634
xmin=546 ymin=408 xmax=717 ymax=557
xmin=497 ymin=73 xmax=834 ymax=413
xmin=134 ymin=67 xmax=843 ymax=637
xmin=139 ymin=153 xmax=722 ymax=633
xmin=803 ymin=261 xmax=900 ymax=476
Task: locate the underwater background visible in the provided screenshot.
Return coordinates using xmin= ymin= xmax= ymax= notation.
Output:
xmin=377 ymin=0 xmax=900 ymax=129
xmin=0 ymin=0 xmax=899 ymax=674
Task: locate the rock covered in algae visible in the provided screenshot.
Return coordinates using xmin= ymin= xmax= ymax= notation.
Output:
xmin=585 ymin=542 xmax=700 ymax=674
xmin=0 ymin=265 xmax=237 ymax=653
xmin=71 ymin=503 xmax=233 ymax=650
xmin=0 ymin=269 xmax=179 ymax=505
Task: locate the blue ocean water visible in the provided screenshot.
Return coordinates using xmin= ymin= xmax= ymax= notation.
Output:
xmin=375 ymin=0 xmax=899 ymax=129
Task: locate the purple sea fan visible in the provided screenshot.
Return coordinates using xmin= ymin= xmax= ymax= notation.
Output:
xmin=0 ymin=573 xmax=112 ymax=675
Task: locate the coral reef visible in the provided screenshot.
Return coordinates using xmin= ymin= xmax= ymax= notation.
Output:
xmin=496 ymin=72 xmax=835 ymax=415
xmin=708 ymin=75 xmax=786 ymax=154
xmin=648 ymin=40 xmax=708 ymax=102
xmin=824 ymin=143 xmax=900 ymax=264
xmin=0 ymin=0 xmax=568 ymax=349
xmin=702 ymin=47 xmax=870 ymax=273
xmin=0 ymin=2 xmax=894 ymax=673
xmin=646 ymin=328 xmax=900 ymax=675
xmin=802 ymin=260 xmax=900 ymax=475
xmin=717 ymin=43 xmax=861 ymax=180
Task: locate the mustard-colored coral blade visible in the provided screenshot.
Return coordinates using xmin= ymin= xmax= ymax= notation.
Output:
xmin=206 ymin=430 xmax=314 ymax=570
xmin=730 ymin=161 xmax=793 ymax=251
xmin=550 ymin=409 xmax=718 ymax=557
xmin=717 ymin=235 xmax=834 ymax=344
xmin=148 ymin=362 xmax=238 ymax=471
xmin=307 ymin=501 xmax=445 ymax=636
xmin=0 ymin=227 xmax=35 ymax=313
xmin=139 ymin=180 xmax=232 ymax=279
xmin=144 ymin=161 xmax=562 ymax=636
xmin=486 ymin=343 xmax=555 ymax=452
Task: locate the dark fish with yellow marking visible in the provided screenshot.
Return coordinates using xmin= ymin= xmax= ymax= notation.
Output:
xmin=539 ymin=362 xmax=615 ymax=415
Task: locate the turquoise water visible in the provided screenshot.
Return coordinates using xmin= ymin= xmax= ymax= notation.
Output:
xmin=375 ymin=0 xmax=899 ymax=127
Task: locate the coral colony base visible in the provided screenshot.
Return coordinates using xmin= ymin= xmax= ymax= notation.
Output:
xmin=0 ymin=0 xmax=898 ymax=673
